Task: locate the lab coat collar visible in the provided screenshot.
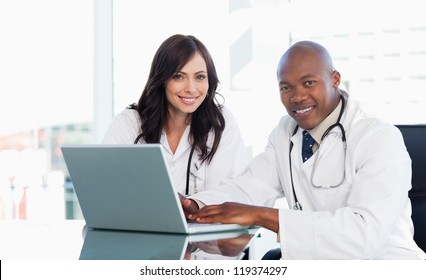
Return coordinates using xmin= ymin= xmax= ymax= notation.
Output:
xmin=309 ymin=93 xmax=344 ymax=144
xmin=160 ymin=125 xmax=192 ymax=160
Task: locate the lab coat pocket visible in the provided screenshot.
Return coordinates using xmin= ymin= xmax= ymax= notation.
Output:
xmin=311 ymin=130 xmax=346 ymax=189
xmin=309 ymin=178 xmax=352 ymax=210
xmin=310 ymin=130 xmax=351 ymax=209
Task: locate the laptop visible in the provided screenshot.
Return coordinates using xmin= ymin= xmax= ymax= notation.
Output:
xmin=61 ymin=144 xmax=248 ymax=234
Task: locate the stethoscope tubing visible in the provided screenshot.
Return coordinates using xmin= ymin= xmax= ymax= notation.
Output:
xmin=289 ymin=95 xmax=347 ymax=210
xmin=185 ymin=146 xmax=195 ymax=195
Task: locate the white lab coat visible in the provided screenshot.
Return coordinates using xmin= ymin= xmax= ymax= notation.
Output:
xmin=192 ymin=92 xmax=426 ymax=259
xmin=101 ymin=106 xmax=248 ymax=195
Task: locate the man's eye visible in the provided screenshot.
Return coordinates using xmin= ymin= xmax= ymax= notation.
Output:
xmin=305 ymin=81 xmax=315 ymax=87
xmin=280 ymin=86 xmax=290 ymax=93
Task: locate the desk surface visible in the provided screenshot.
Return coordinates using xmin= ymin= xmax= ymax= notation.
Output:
xmin=0 ymin=220 xmax=85 ymax=260
xmin=0 ymin=220 xmax=259 ymax=260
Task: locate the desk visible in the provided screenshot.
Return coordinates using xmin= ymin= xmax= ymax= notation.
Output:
xmin=0 ymin=220 xmax=260 ymax=260
xmin=0 ymin=220 xmax=85 ymax=259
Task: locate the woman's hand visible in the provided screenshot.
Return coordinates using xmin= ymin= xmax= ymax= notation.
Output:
xmin=178 ymin=193 xmax=199 ymax=219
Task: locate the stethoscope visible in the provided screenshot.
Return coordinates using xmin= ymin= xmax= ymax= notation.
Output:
xmin=289 ymin=95 xmax=347 ymax=211
xmin=134 ymin=134 xmax=195 ymax=195
xmin=185 ymin=146 xmax=195 ymax=195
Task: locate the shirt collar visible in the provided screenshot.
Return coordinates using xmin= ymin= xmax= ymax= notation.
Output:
xmin=308 ymin=97 xmax=342 ymax=144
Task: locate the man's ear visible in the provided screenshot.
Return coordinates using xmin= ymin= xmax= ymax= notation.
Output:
xmin=332 ymin=70 xmax=341 ymax=88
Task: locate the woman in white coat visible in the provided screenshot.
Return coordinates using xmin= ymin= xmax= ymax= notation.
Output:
xmin=185 ymin=41 xmax=426 ymax=259
xmin=102 ymin=34 xmax=247 ymax=196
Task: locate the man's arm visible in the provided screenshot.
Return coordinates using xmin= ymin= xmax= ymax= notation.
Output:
xmin=188 ymin=202 xmax=279 ymax=233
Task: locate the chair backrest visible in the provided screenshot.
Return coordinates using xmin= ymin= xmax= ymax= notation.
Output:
xmin=396 ymin=124 xmax=426 ymax=252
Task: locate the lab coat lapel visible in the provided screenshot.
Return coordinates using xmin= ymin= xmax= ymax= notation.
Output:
xmin=171 ymin=125 xmax=192 ymax=160
xmin=289 ymin=130 xmax=314 ymax=208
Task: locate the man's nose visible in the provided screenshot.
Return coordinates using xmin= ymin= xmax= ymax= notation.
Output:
xmin=290 ymin=87 xmax=308 ymax=103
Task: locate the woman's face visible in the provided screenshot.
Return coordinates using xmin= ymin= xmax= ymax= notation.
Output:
xmin=165 ymin=52 xmax=209 ymax=118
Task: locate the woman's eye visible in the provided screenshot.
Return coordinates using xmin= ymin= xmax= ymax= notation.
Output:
xmin=173 ymin=73 xmax=184 ymax=80
xmin=196 ymin=74 xmax=207 ymax=80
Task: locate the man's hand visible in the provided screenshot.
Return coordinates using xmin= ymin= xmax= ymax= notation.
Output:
xmin=188 ymin=202 xmax=259 ymax=225
xmin=188 ymin=202 xmax=279 ymax=233
xmin=178 ymin=193 xmax=199 ymax=219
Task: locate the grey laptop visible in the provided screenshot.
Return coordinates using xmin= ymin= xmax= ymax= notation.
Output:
xmin=61 ymin=144 xmax=247 ymax=234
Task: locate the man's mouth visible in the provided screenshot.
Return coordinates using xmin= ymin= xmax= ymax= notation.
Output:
xmin=294 ymin=106 xmax=313 ymax=115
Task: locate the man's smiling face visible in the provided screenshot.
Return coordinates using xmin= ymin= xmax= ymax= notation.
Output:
xmin=277 ymin=44 xmax=341 ymax=130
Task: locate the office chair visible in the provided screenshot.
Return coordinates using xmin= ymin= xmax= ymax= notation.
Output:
xmin=396 ymin=124 xmax=426 ymax=252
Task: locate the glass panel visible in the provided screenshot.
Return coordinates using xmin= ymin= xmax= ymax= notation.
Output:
xmin=0 ymin=0 xmax=93 ymax=220
xmin=113 ymin=0 xmax=425 ymax=158
xmin=289 ymin=0 xmax=425 ymax=126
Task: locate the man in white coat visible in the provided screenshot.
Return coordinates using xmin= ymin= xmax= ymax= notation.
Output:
xmin=182 ymin=41 xmax=426 ymax=259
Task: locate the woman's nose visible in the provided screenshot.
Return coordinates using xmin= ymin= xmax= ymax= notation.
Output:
xmin=185 ymin=79 xmax=197 ymax=94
